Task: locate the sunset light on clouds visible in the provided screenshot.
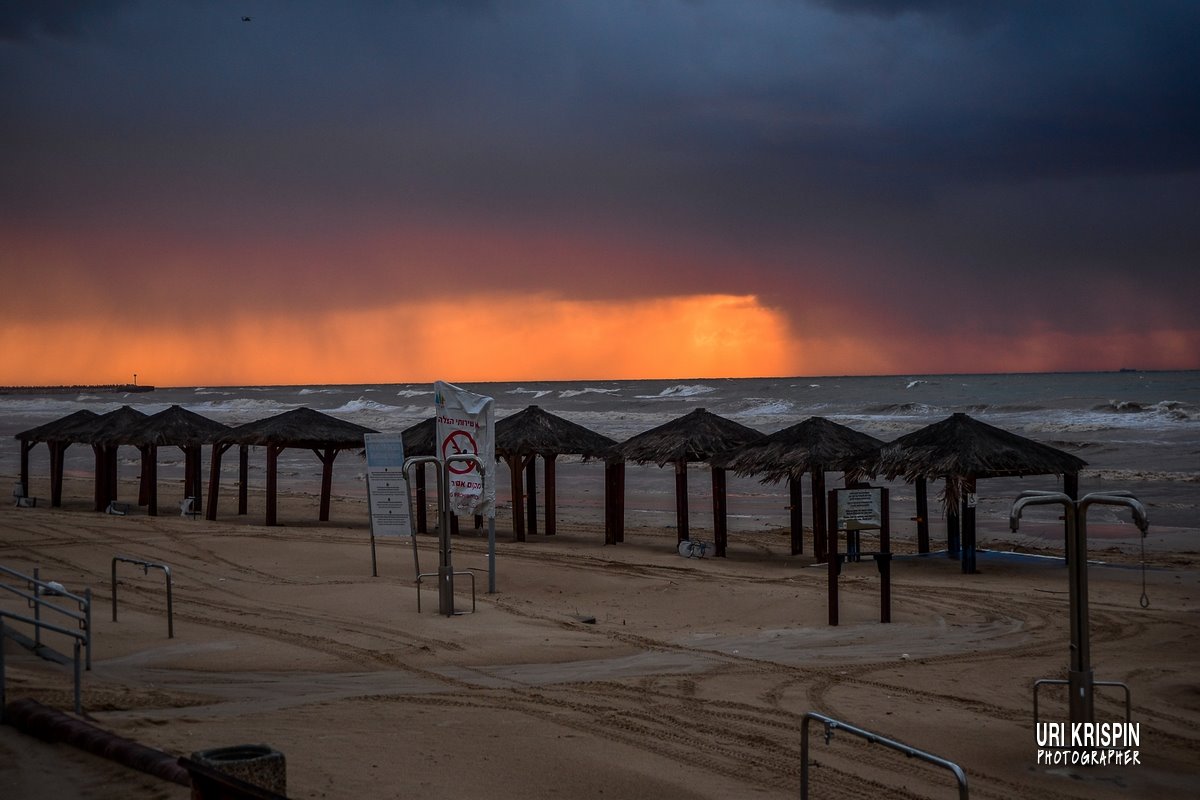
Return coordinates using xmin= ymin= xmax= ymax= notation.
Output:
xmin=2 ymin=2 xmax=1198 ymax=386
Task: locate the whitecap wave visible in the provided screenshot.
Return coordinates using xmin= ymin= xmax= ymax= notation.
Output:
xmin=507 ymin=387 xmax=553 ymax=399
xmin=328 ymin=397 xmax=403 ymax=414
xmin=395 ymin=389 xmax=432 ymax=398
xmin=635 ymin=384 xmax=717 ymax=400
xmin=559 ymin=387 xmax=620 ymax=399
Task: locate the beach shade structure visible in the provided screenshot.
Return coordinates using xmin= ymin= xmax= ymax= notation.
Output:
xmin=109 ymin=405 xmax=229 ymax=516
xmin=206 ymin=407 xmax=377 ymax=525
xmin=71 ymin=406 xmax=150 ymax=512
xmin=853 ymin=412 xmax=1087 ymax=574
xmin=611 ymin=408 xmax=762 ymax=553
xmin=495 ymin=405 xmax=617 ymax=542
xmin=401 ymin=416 xmax=436 ymax=533
xmin=711 ymin=417 xmax=885 ymax=559
xmin=13 ymin=409 xmax=100 ymax=508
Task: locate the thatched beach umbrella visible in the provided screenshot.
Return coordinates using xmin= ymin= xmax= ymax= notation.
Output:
xmin=74 ymin=406 xmax=149 ymax=512
xmin=111 ymin=405 xmax=228 ymax=516
xmin=856 ymin=412 xmax=1086 ymax=573
xmin=13 ymin=409 xmax=99 ymax=507
xmin=495 ymin=405 xmax=616 ymax=542
xmin=206 ymin=407 xmax=377 ymax=526
xmin=712 ymin=417 xmax=884 ymax=559
xmin=612 ymin=408 xmax=761 ymax=552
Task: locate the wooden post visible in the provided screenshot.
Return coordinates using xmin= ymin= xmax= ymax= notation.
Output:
xmin=812 ymin=468 xmax=827 ymax=561
xmin=789 ymin=475 xmax=803 ymax=555
xmin=238 ymin=445 xmax=248 ymax=516
xmin=138 ymin=446 xmax=151 ymax=507
xmin=265 ymin=445 xmax=281 ymax=526
xmin=915 ymin=476 xmax=930 ymax=554
xmin=616 ymin=461 xmax=626 ymax=543
xmin=93 ymin=445 xmax=106 ymax=512
xmin=880 ymin=487 xmax=892 ymax=623
xmin=189 ymin=446 xmax=204 ymax=515
xmin=962 ymin=475 xmax=977 ymax=574
xmin=206 ymin=442 xmax=230 ymax=521
xmin=317 ymin=447 xmax=335 ymax=522
xmin=827 ymin=489 xmax=839 ymax=626
xmin=946 ymin=485 xmax=960 ymax=558
xmin=145 ymin=445 xmax=159 ymax=516
xmin=18 ymin=439 xmax=31 ymax=499
xmin=675 ymin=460 xmax=689 ymax=544
xmin=604 ymin=461 xmax=615 ymax=545
xmin=51 ymin=442 xmax=65 ymax=507
xmin=507 ymin=455 xmax=525 ymax=541
xmin=525 ymin=455 xmax=538 ymax=536
xmin=545 ymin=454 xmax=557 ymax=536
xmin=712 ymin=466 xmax=728 ymax=557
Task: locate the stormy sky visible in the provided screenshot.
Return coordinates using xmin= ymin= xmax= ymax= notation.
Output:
xmin=2 ymin=1 xmax=1198 ymax=384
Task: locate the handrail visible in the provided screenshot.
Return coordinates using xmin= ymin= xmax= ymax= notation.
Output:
xmin=801 ymin=712 xmax=968 ymax=800
xmin=111 ymin=556 xmax=174 ymax=638
xmin=1 ymin=611 xmax=86 ymax=717
xmin=0 ymin=564 xmax=91 ymax=669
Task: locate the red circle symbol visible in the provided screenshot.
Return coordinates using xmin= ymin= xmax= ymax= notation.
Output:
xmin=442 ymin=430 xmax=479 ymax=474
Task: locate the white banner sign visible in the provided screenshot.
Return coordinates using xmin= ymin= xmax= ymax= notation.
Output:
xmin=837 ymin=487 xmax=883 ymax=531
xmin=434 ymin=381 xmax=495 ymax=517
xmin=364 ymin=433 xmax=413 ymax=537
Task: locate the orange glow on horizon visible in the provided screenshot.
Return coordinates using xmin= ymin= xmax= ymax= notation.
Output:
xmin=0 ymin=294 xmax=797 ymax=386
xmin=2 ymin=293 xmax=1196 ymax=387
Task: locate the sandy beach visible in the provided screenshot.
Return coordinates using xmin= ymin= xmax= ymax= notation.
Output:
xmin=2 ymin=473 xmax=1198 ymax=799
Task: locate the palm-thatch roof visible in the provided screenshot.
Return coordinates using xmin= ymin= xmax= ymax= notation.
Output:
xmin=858 ymin=412 xmax=1087 ymax=508
xmin=14 ymin=409 xmax=100 ymax=442
xmin=614 ymin=408 xmax=762 ymax=465
xmin=112 ymin=405 xmax=229 ymax=447
xmin=217 ymin=406 xmax=376 ymax=448
xmin=496 ymin=405 xmax=616 ymax=459
xmin=208 ymin=407 xmax=377 ymax=526
xmin=712 ymin=416 xmax=884 ymax=483
xmin=401 ymin=416 xmax=437 ymax=457
xmin=74 ymin=405 xmax=149 ymax=444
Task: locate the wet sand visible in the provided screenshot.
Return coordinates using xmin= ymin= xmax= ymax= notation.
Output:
xmin=1 ymin=476 xmax=1198 ymax=799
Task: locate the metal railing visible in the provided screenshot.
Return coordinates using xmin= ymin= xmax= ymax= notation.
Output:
xmin=111 ymin=556 xmax=175 ymax=638
xmin=801 ymin=712 xmax=969 ymax=800
xmin=0 ymin=565 xmax=92 ymax=717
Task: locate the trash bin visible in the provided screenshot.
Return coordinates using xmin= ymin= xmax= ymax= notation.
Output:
xmin=189 ymin=744 xmax=286 ymax=798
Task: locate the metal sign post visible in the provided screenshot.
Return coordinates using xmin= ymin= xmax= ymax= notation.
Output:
xmin=1010 ymin=489 xmax=1148 ymax=725
xmin=439 ymin=453 xmax=486 ymax=616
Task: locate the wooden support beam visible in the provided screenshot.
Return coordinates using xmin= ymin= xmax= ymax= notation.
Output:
xmin=238 ymin=445 xmax=248 ymax=515
xmin=317 ymin=447 xmax=336 ymax=522
xmin=507 ymin=455 xmax=525 ymax=541
xmin=145 ymin=445 xmax=158 ymax=516
xmin=712 ymin=466 xmax=728 ymax=557
xmin=616 ymin=461 xmax=625 ymax=543
xmin=915 ymin=476 xmax=930 ymax=554
xmin=812 ymin=468 xmax=827 ymax=561
xmin=789 ymin=476 xmax=803 ymax=555
xmin=265 ymin=445 xmax=281 ymax=526
xmin=206 ymin=442 xmax=230 ymax=521
xmin=525 ymin=454 xmax=537 ymax=536
xmin=961 ymin=475 xmax=977 ymax=574
xmin=674 ymin=460 xmax=689 ymax=544
xmin=50 ymin=442 xmax=65 ymax=507
xmin=545 ymin=454 xmax=557 ymax=536
xmin=604 ymin=461 xmax=616 ymax=545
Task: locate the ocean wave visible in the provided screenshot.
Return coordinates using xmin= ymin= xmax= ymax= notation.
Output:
xmin=863 ymin=402 xmax=938 ymax=415
xmin=635 ymin=384 xmax=717 ymax=400
xmin=507 ymin=387 xmax=553 ymax=399
xmin=905 ymin=379 xmax=930 ymax=390
xmin=729 ymin=398 xmax=794 ymax=418
xmin=559 ymin=387 xmax=620 ymax=399
xmin=298 ymin=387 xmax=340 ymax=395
xmin=193 ymin=388 xmax=233 ymax=396
xmin=186 ymin=398 xmax=299 ymax=422
xmin=395 ymin=389 xmax=432 ymax=398
xmin=328 ymin=397 xmax=404 ymax=415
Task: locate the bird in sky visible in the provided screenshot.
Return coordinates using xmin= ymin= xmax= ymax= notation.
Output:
xmin=242 ymin=16 xmax=251 ymax=22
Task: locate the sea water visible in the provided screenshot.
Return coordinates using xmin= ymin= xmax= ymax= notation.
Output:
xmin=1 ymin=372 xmax=1196 ymax=540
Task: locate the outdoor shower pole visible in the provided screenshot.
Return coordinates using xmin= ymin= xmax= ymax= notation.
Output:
xmin=1010 ymin=490 xmax=1148 ymax=726
xmin=440 ymin=454 xmax=486 ymax=617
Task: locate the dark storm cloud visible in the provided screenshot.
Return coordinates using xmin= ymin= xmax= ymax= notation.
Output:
xmin=2 ymin=1 xmax=1199 ymax=343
